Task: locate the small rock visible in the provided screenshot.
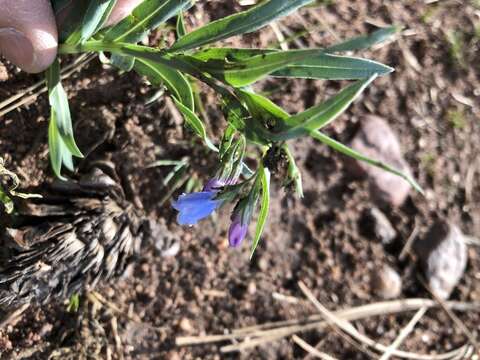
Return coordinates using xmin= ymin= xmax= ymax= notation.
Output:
xmin=0 ymin=62 xmax=8 ymax=82
xmin=368 ymin=207 xmax=397 ymax=244
xmin=178 ymin=317 xmax=194 ymax=333
xmin=414 ymin=221 xmax=467 ymax=299
xmin=258 ymin=257 xmax=269 ymax=272
xmin=149 ymin=219 xmax=180 ymax=257
xmin=349 ymin=115 xmax=412 ymax=207
xmin=371 ymin=264 xmax=402 ymax=299
xmin=247 ymin=281 xmax=257 ymax=295
xmin=166 ymin=351 xmax=182 ymax=360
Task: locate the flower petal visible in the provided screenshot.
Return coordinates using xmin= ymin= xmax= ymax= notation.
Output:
xmin=228 ymin=219 xmax=248 ymax=247
xmin=172 ymin=191 xmax=221 ymax=225
xmin=203 ymin=178 xmax=225 ymax=192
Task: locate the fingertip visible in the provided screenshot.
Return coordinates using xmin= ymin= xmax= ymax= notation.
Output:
xmin=0 ymin=0 xmax=58 ymax=73
xmin=26 ymin=28 xmax=58 ymax=73
xmin=105 ymin=0 xmax=144 ymax=27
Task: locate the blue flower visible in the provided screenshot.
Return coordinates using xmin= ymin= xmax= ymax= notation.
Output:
xmin=172 ymin=178 xmax=226 ymax=226
xmin=228 ymin=215 xmax=248 ymax=247
xmin=172 ymin=191 xmax=222 ymax=225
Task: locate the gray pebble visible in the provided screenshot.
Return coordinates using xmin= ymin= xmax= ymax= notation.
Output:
xmin=369 ymin=207 xmax=397 ymax=244
xmin=414 ymin=221 xmax=467 ymax=299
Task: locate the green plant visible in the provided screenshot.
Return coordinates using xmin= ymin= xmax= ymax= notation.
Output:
xmin=446 ymin=107 xmax=466 ymax=129
xmin=0 ymin=158 xmax=41 ymax=213
xmin=446 ymin=30 xmax=466 ymax=68
xmin=46 ymin=0 xmax=420 ymax=254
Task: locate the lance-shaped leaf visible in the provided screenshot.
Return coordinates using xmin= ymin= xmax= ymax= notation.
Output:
xmin=310 ymin=130 xmax=423 ymax=194
xmin=176 ymin=12 xmax=187 ymax=38
xmin=251 ymin=165 xmax=270 ymax=258
xmin=236 ymin=89 xmax=291 ymax=143
xmin=271 ymin=54 xmax=393 ymax=80
xmin=191 ymin=48 xmax=392 ymax=80
xmin=172 ymin=98 xmax=218 ymax=152
xmin=183 ymin=49 xmax=330 ymax=87
xmin=82 ymin=0 xmax=117 ymax=40
xmin=48 ymin=113 xmax=75 ymax=179
xmin=66 ymin=0 xmax=118 ymax=45
xmin=104 ymin=0 xmax=192 ymax=43
xmin=46 ymin=60 xmax=82 ymax=157
xmin=192 ymin=48 xmax=275 ymax=62
xmin=170 ymin=0 xmax=313 ymax=52
xmin=238 ymin=89 xmax=290 ymax=121
xmin=110 ymin=54 xmax=136 ymax=71
xmin=270 ymin=75 xmax=377 ymax=140
xmin=325 ymin=26 xmax=399 ymax=53
xmin=45 ymin=59 xmax=83 ymax=178
xmin=134 ymin=58 xmax=194 ymax=110
xmin=283 ymin=144 xmax=303 ymax=198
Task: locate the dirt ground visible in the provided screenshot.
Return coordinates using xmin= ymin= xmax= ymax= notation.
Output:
xmin=0 ymin=0 xmax=479 ymax=359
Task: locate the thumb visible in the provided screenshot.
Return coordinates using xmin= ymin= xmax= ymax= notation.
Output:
xmin=105 ymin=0 xmax=144 ymax=27
xmin=0 ymin=0 xmax=58 ymax=73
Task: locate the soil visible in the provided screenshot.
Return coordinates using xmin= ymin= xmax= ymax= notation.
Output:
xmin=0 ymin=0 xmax=479 ymax=359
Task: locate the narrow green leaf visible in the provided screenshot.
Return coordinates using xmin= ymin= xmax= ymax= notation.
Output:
xmin=191 ymin=48 xmax=392 ymax=81
xmin=147 ymin=159 xmax=187 ymax=168
xmin=110 ymin=53 xmax=135 ymax=71
xmin=172 ymin=98 xmax=218 ymax=152
xmin=272 ymin=76 xmax=376 ymax=140
xmin=82 ymin=0 xmax=117 ymax=43
xmin=45 ymin=59 xmax=83 ymax=158
xmin=192 ymin=48 xmax=274 ymax=62
xmin=134 ymin=58 xmax=194 ymax=110
xmin=105 ymin=0 xmax=191 ymax=43
xmin=67 ymin=294 xmax=80 ymax=312
xmin=283 ymin=144 xmax=303 ymax=198
xmin=237 ymin=89 xmax=290 ymax=121
xmin=0 ymin=190 xmax=13 ymax=214
xmin=48 ymin=113 xmax=64 ymax=180
xmin=186 ymin=49 xmax=329 ymax=87
xmin=325 ymin=26 xmax=399 ymax=53
xmin=236 ymin=89 xmax=292 ymax=144
xmin=64 ymin=0 xmax=117 ymax=45
xmin=271 ymin=54 xmax=393 ymax=80
xmin=251 ymin=166 xmax=270 ymax=258
xmin=176 ymin=12 xmax=187 ymax=38
xmin=310 ymin=130 xmax=423 ymax=194
xmin=170 ymin=0 xmax=314 ymax=52
xmin=219 ymin=124 xmax=236 ymax=159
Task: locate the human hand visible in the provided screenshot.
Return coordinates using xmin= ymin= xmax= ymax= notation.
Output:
xmin=0 ymin=0 xmax=142 ymax=73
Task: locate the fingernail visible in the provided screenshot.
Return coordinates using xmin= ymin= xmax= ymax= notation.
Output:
xmin=0 ymin=28 xmax=35 ymax=71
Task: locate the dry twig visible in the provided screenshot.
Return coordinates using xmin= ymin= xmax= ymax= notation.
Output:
xmin=0 ymin=54 xmax=95 ymax=117
xmin=177 ymin=297 xmax=478 ymax=359
xmin=292 ymin=335 xmax=338 ymax=360
xmin=379 ymin=307 xmax=428 ymax=360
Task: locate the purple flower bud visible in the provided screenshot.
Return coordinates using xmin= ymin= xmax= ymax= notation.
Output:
xmin=228 ymin=216 xmax=248 ymax=247
xmin=173 ymin=178 xmax=227 ymax=226
xmin=203 ymin=178 xmax=225 ymax=192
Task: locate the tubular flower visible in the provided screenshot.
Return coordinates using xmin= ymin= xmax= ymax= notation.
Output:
xmin=172 ymin=179 xmax=225 ymax=226
xmin=228 ymin=215 xmax=248 ymax=247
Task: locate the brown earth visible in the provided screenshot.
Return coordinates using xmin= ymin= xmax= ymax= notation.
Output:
xmin=0 ymin=0 xmax=479 ymax=359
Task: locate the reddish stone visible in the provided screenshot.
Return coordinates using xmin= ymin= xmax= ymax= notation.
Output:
xmin=349 ymin=115 xmax=412 ymax=207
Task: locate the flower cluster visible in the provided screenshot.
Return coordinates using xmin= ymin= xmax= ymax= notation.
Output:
xmin=172 ymin=177 xmax=251 ymax=247
xmin=172 ymin=179 xmax=225 ymax=226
